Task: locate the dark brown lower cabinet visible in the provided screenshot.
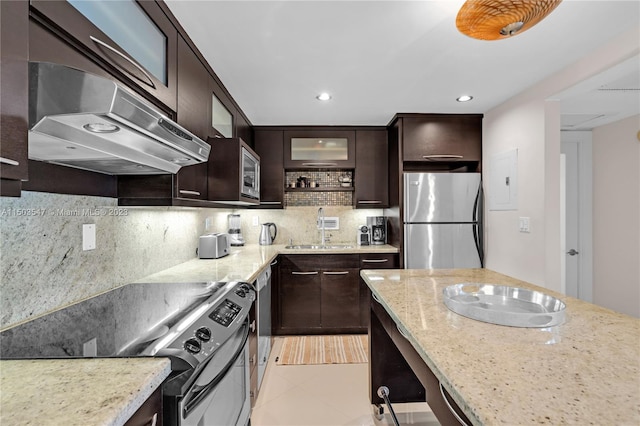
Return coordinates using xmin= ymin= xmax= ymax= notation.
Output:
xmin=320 ymin=268 xmax=360 ymax=329
xmin=124 ymin=386 xmax=163 ymax=426
xmin=370 ymin=296 xmax=471 ymax=426
xmin=275 ymin=253 xmax=399 ymax=335
xmin=359 ymin=253 xmax=399 ymax=328
xmin=276 ymin=255 xmax=361 ymax=335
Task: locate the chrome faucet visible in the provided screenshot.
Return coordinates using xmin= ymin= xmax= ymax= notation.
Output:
xmin=317 ymin=207 xmax=325 ymax=246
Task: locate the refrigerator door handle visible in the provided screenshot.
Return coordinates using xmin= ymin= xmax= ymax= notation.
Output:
xmin=472 ymin=182 xmax=485 ymax=267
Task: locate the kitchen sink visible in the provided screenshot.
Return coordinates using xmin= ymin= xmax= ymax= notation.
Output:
xmin=285 ymin=244 xmax=354 ymax=250
xmin=443 ymin=283 xmax=566 ymax=328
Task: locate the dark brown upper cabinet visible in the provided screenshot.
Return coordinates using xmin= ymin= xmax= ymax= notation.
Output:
xmin=253 ymin=129 xmax=284 ymax=209
xmin=30 ymin=0 xmax=178 ymax=113
xmin=354 ymin=129 xmax=388 ymax=208
xmin=0 ymin=0 xmax=29 ymax=196
xmin=174 ymin=36 xmax=212 ymax=201
xmin=397 ymin=114 xmax=482 ymax=169
xmin=208 ymin=138 xmax=260 ymax=206
xmin=284 ymin=129 xmax=355 ymax=169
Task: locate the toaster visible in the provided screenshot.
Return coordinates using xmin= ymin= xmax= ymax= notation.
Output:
xmin=198 ymin=233 xmax=230 ymax=259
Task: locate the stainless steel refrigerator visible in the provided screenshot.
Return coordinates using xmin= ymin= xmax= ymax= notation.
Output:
xmin=403 ymin=172 xmax=483 ymax=269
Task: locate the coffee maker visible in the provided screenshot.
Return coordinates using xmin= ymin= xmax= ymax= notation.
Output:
xmin=367 ymin=216 xmax=387 ymax=245
xmin=228 ymin=214 xmax=245 ymax=246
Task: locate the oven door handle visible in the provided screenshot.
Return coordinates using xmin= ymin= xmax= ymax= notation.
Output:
xmin=182 ymin=319 xmax=250 ymax=418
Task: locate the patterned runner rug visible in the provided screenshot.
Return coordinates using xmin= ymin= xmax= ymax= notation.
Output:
xmin=276 ymin=335 xmax=368 ymax=365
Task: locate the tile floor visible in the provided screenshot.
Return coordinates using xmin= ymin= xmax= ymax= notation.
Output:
xmin=250 ymin=337 xmax=440 ymax=426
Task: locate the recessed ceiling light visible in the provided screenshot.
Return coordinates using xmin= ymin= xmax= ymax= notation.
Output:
xmin=316 ymin=92 xmax=331 ymax=101
xmin=456 ymin=95 xmax=473 ymax=102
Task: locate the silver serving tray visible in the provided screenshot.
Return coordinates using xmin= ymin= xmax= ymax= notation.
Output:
xmin=443 ymin=283 xmax=566 ymax=328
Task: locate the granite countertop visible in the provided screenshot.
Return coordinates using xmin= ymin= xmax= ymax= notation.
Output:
xmin=1 ymin=243 xmax=399 ymax=425
xmin=135 ymin=243 xmax=399 ymax=284
xmin=360 ymin=268 xmax=640 ymax=425
xmin=0 ymin=358 xmax=171 ymax=426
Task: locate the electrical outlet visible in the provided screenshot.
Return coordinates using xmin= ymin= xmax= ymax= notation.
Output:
xmin=83 ymin=338 xmax=97 ymax=357
xmin=519 ymin=217 xmax=530 ymax=233
xmin=82 ymin=224 xmax=96 ymax=250
xmin=252 ymin=216 xmax=259 ymax=226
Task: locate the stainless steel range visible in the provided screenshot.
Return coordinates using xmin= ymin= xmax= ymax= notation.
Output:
xmin=0 ymin=280 xmax=256 ymax=426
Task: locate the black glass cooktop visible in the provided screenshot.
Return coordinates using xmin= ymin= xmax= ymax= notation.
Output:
xmin=0 ymin=281 xmax=231 ymax=359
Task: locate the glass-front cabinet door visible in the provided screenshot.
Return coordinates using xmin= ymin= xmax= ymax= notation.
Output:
xmin=284 ymin=130 xmax=355 ymax=168
xmin=30 ymin=0 xmax=178 ymax=111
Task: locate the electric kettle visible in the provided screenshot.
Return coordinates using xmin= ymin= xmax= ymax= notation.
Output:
xmin=259 ymin=223 xmax=277 ymax=245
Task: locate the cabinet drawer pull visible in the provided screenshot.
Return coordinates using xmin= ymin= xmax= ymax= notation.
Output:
xmin=260 ymin=201 xmax=282 ymax=205
xmin=323 ymin=271 xmax=349 ymax=275
xmin=149 ymin=412 xmax=158 ymax=426
xmin=0 ymin=157 xmax=19 ymax=166
xmin=270 ymin=259 xmax=278 ymax=266
xmin=422 ymin=154 xmax=464 ymax=161
xmin=179 ymin=190 xmax=201 ymax=196
xmin=371 ymin=292 xmax=383 ymax=304
xmin=362 ymin=259 xmax=389 ymax=263
xmin=89 ymin=36 xmax=155 ymax=88
xmin=439 ymin=382 xmax=470 ymax=426
xmin=291 ymin=271 xmax=318 ymax=275
xmin=301 ymin=162 xmax=338 ymax=167
xmin=358 ymin=200 xmax=383 ymax=204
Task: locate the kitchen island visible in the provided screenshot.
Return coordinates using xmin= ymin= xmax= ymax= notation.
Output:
xmin=361 ymin=268 xmax=640 ymax=425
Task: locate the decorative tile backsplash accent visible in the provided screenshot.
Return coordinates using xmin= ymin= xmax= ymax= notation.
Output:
xmin=285 ymin=170 xmax=353 ymax=207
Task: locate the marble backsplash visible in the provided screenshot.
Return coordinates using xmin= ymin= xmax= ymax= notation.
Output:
xmin=0 ymin=192 xmax=383 ymax=330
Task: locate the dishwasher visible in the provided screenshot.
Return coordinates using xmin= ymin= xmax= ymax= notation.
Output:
xmin=255 ymin=262 xmax=273 ymax=388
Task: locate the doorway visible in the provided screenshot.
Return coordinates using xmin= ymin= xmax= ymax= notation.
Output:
xmin=560 ymin=131 xmax=593 ymax=302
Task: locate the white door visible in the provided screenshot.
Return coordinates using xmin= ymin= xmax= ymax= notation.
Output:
xmin=560 ymin=132 xmax=593 ymax=302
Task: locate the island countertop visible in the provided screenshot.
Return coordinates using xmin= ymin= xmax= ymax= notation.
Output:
xmin=360 ymin=268 xmax=640 ymax=425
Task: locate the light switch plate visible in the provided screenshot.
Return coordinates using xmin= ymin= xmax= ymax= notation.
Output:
xmin=519 ymin=217 xmax=530 ymax=233
xmin=82 ymin=224 xmax=96 ymax=250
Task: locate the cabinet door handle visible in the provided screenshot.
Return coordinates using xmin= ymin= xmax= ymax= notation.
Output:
xmin=323 ymin=271 xmax=349 ymax=275
xmin=148 ymin=413 xmax=158 ymax=426
xmin=422 ymin=155 xmax=464 ymax=161
xmin=301 ymin=162 xmax=338 ymax=167
xmin=358 ymin=200 xmax=383 ymax=204
xmin=362 ymin=259 xmax=389 ymax=263
xmin=179 ymin=190 xmax=201 ymax=196
xmin=439 ymin=382 xmax=470 ymax=426
xmin=270 ymin=259 xmax=278 ymax=266
xmin=291 ymin=271 xmax=318 ymax=275
xmin=250 ymin=320 xmax=256 ymax=332
xmin=89 ymin=36 xmax=155 ymax=88
xmin=0 ymin=157 xmax=19 ymax=166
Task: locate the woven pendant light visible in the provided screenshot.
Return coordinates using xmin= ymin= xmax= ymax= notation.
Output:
xmin=456 ymin=0 xmax=562 ymax=41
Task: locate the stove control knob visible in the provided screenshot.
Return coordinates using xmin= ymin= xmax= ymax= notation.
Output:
xmin=195 ymin=327 xmax=212 ymax=342
xmin=235 ymin=288 xmax=246 ymax=298
xmin=184 ymin=338 xmax=201 ymax=354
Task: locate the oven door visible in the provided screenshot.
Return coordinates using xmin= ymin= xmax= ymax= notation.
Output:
xmin=179 ymin=321 xmax=251 ymax=426
xmin=241 ymin=147 xmax=260 ymax=200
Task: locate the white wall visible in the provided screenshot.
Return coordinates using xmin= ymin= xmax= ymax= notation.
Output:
xmin=483 ymin=26 xmax=639 ymax=292
xmin=592 ymin=115 xmax=640 ymax=317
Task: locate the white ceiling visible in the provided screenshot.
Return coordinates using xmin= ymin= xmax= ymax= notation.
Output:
xmin=165 ymin=0 xmax=640 ymax=128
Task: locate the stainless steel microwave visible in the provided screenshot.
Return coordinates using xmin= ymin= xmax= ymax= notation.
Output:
xmin=241 ymin=146 xmax=260 ymax=199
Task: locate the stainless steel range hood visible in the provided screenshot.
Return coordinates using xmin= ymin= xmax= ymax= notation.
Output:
xmin=28 ymin=62 xmax=211 ymax=175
